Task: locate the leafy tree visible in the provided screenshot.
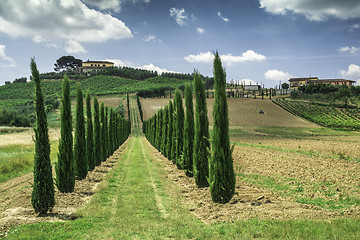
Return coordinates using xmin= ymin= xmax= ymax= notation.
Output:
xmin=13 ymin=77 xmax=27 ymax=84
xmin=166 ymin=100 xmax=173 ymax=160
xmin=74 ymin=84 xmax=87 ymax=180
xmin=86 ymin=91 xmax=95 ymax=171
xmin=209 ymin=52 xmax=235 ymax=203
xmin=93 ymin=96 xmax=101 ymax=166
xmin=31 ymin=58 xmax=55 ymax=213
xmin=54 ymin=56 xmax=82 ymax=72
xmin=174 ymin=88 xmax=184 ymax=169
xmin=56 ymin=75 xmax=75 ymax=193
xmin=183 ymin=83 xmax=194 ymax=177
xmin=193 ymin=72 xmax=210 ymax=187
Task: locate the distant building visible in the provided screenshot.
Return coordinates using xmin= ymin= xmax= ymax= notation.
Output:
xmin=289 ymin=77 xmax=319 ymax=89
xmin=289 ymin=77 xmax=355 ymax=89
xmin=244 ymin=84 xmax=261 ymax=91
xmin=77 ymin=60 xmax=114 ymax=74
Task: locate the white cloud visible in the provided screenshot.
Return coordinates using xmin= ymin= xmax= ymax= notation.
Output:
xmin=0 ymin=44 xmax=16 ymax=67
xmin=64 ymin=40 xmax=87 ymax=54
xmin=143 ymin=34 xmax=156 ymax=42
xmin=169 ymin=7 xmax=187 ymax=26
xmin=339 ymin=46 xmax=359 ymax=54
xmin=340 ymin=64 xmax=360 ymax=81
xmin=0 ymin=0 xmax=132 ymax=53
xmin=259 ymin=0 xmax=360 ymax=21
xmin=184 ymin=50 xmax=266 ymax=64
xmin=265 ymin=69 xmax=293 ymax=81
xmin=349 ymin=23 xmax=360 ymax=31
xmin=218 ymin=11 xmax=230 ymax=22
xmin=139 ymin=64 xmax=177 ymax=74
xmin=82 ymin=0 xmax=121 ymax=12
xmin=196 ymin=28 xmax=205 ymax=34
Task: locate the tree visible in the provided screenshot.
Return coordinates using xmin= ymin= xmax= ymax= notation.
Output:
xmin=93 ymin=96 xmax=101 ymax=166
xmin=209 ymin=52 xmax=235 ymax=203
xmin=100 ymin=103 xmax=106 ymax=162
xmin=127 ymin=91 xmax=130 ymax=121
xmin=74 ymin=84 xmax=87 ymax=180
xmin=174 ymin=89 xmax=184 ymax=169
xmin=166 ymin=100 xmax=173 ymax=160
xmin=56 ymin=75 xmax=75 ymax=193
xmin=183 ymin=83 xmax=194 ymax=177
xmin=193 ymin=72 xmax=210 ymax=187
xmin=161 ymin=105 xmax=169 ymax=156
xmin=86 ymin=91 xmax=95 ymax=171
xmin=31 ymin=58 xmax=55 ymax=213
xmin=54 ymin=56 xmax=82 ymax=72
xmin=105 ymin=107 xmax=110 ymax=158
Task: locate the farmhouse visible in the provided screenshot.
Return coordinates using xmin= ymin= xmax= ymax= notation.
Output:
xmin=77 ymin=60 xmax=114 ymax=74
xmin=289 ymin=77 xmax=355 ymax=89
xmin=244 ymin=84 xmax=261 ymax=90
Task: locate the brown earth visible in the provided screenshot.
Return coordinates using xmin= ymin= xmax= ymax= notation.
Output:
xmin=146 ymin=140 xmax=359 ymax=224
xmin=0 ymin=139 xmax=129 ymax=236
xmin=141 ymin=97 xmax=317 ymax=128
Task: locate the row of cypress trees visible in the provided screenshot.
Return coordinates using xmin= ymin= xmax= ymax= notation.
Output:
xmin=143 ymin=52 xmax=235 ymax=203
xmin=31 ymin=58 xmax=131 ymax=213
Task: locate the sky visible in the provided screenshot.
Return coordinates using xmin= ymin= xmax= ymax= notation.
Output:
xmin=0 ymin=0 xmax=360 ymax=87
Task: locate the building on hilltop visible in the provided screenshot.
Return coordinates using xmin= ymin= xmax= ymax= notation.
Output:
xmin=76 ymin=60 xmax=114 ymax=74
xmin=289 ymin=77 xmax=355 ymax=89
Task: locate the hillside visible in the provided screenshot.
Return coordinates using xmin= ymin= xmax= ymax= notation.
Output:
xmin=141 ymin=97 xmax=317 ymax=128
xmin=0 ymin=75 xmax=189 ymax=102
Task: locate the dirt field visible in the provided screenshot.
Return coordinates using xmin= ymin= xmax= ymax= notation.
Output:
xmin=141 ymin=97 xmax=317 ymax=128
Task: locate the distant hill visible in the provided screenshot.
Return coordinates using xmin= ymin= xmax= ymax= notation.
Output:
xmin=0 ymin=75 xmax=190 ymax=102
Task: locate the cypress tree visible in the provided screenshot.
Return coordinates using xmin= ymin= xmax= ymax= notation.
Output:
xmin=209 ymin=52 xmax=235 ymax=203
xmin=174 ymin=89 xmax=184 ymax=169
xmin=127 ymin=91 xmax=130 ymax=121
xmin=105 ymin=107 xmax=110 ymax=157
xmin=93 ymin=96 xmax=101 ymax=166
xmin=183 ymin=83 xmax=195 ymax=177
xmin=171 ymin=97 xmax=177 ymax=163
xmin=100 ymin=103 xmax=106 ymax=161
xmin=193 ymin=72 xmax=210 ymax=187
xmin=56 ymin=75 xmax=75 ymax=193
xmin=86 ymin=91 xmax=95 ymax=171
xmin=161 ymin=105 xmax=169 ymax=156
xmin=166 ymin=100 xmax=173 ymax=160
xmin=74 ymin=84 xmax=87 ymax=180
xmin=156 ymin=109 xmax=163 ymax=150
xmin=31 ymin=58 xmax=55 ymax=213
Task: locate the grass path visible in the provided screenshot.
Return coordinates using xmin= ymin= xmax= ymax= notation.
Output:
xmin=6 ymin=96 xmax=360 ymax=239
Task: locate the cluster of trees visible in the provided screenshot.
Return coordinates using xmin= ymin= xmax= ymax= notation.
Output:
xmin=136 ymin=87 xmax=169 ymax=98
xmin=31 ymin=59 xmax=130 ymax=213
xmin=143 ymin=52 xmax=235 ymax=203
xmin=0 ymin=98 xmax=59 ymax=127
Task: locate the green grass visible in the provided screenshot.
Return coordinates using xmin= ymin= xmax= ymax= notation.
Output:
xmin=237 ymin=173 xmax=360 ymax=210
xmin=0 ymin=141 xmax=58 ymax=183
xmin=5 ymin=135 xmax=360 ymax=239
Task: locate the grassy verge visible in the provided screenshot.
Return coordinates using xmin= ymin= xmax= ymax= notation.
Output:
xmin=0 ymin=141 xmax=58 ymax=183
xmin=6 ymin=135 xmax=360 ymax=239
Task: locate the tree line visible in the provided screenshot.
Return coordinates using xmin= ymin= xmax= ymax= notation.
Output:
xmin=143 ymin=52 xmax=235 ymax=203
xmin=31 ymin=58 xmax=131 ymax=213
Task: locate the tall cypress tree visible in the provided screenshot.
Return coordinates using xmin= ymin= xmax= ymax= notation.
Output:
xmin=127 ymin=91 xmax=130 ymax=121
xmin=183 ymin=83 xmax=195 ymax=177
xmin=166 ymin=100 xmax=173 ymax=160
xmin=31 ymin=58 xmax=55 ymax=213
xmin=161 ymin=105 xmax=169 ymax=156
xmin=74 ymin=84 xmax=87 ymax=180
xmin=105 ymin=107 xmax=110 ymax=157
xmin=56 ymin=75 xmax=75 ymax=193
xmin=100 ymin=103 xmax=106 ymax=162
xmin=174 ymin=89 xmax=184 ymax=169
xmin=193 ymin=72 xmax=210 ymax=187
xmin=86 ymin=91 xmax=95 ymax=171
xmin=93 ymin=96 xmax=101 ymax=166
xmin=209 ymin=52 xmax=235 ymax=203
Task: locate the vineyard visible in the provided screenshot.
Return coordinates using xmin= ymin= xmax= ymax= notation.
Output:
xmin=0 ymin=75 xmax=189 ymax=103
xmin=274 ymin=98 xmax=360 ymax=130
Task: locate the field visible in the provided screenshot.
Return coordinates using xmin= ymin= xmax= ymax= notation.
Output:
xmin=1 ymin=96 xmax=360 ymax=239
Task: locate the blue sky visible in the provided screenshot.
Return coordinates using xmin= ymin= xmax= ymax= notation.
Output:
xmin=0 ymin=0 xmax=360 ymax=87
